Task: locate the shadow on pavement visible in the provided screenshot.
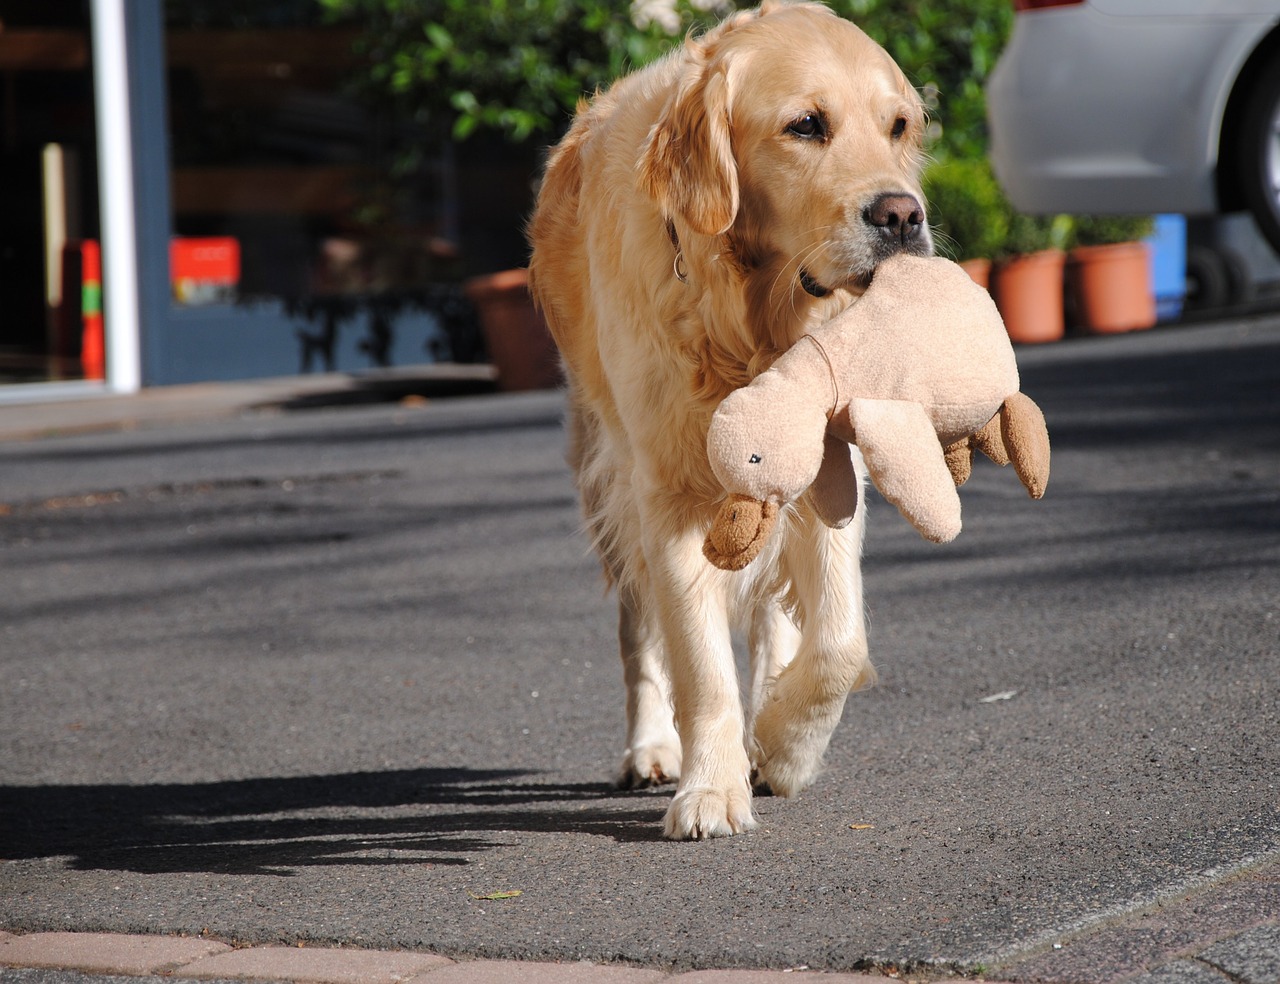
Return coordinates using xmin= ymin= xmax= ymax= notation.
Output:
xmin=1017 ymin=330 xmax=1280 ymax=451
xmin=0 ymin=768 xmax=669 ymax=876
xmin=269 ymin=373 xmax=499 ymax=412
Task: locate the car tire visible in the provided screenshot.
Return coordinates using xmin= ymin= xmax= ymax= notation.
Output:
xmin=1238 ymin=55 xmax=1280 ymax=256
xmin=1185 ymin=246 xmax=1230 ymax=310
xmin=1186 ymin=245 xmax=1254 ymax=311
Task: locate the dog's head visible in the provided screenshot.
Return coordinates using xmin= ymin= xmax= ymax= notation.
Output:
xmin=640 ymin=2 xmax=931 ymax=303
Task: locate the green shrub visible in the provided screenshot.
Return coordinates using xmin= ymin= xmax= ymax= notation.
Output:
xmin=830 ymin=0 xmax=1013 ymax=161
xmin=923 ymin=157 xmax=1009 ymax=261
xmin=1068 ymin=214 xmax=1157 ymax=247
xmin=998 ymin=211 xmax=1075 ymax=258
xmin=925 ymin=156 xmax=1074 ymax=260
xmin=319 ymin=0 xmax=733 ymax=144
xmin=324 ymin=0 xmax=1014 ymax=158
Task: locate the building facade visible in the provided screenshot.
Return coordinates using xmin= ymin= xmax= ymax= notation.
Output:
xmin=1 ymin=0 xmax=533 ymax=400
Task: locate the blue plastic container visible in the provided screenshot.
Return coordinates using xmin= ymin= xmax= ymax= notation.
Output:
xmin=1146 ymin=214 xmax=1187 ymax=321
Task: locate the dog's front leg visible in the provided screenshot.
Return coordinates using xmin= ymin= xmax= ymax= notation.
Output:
xmin=616 ymin=583 xmax=682 ymax=789
xmin=746 ymin=599 xmax=801 ymax=749
xmin=751 ymin=506 xmax=874 ymax=797
xmin=641 ymin=499 xmax=756 ymax=840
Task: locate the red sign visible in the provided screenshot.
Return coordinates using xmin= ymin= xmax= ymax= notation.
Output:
xmin=171 ymin=237 xmax=240 ymax=284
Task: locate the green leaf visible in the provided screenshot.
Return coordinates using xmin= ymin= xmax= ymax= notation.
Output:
xmin=451 ymin=114 xmax=478 ymax=141
xmin=424 ymin=23 xmax=453 ymax=51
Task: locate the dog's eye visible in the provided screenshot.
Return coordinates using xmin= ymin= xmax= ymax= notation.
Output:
xmin=891 ymin=116 xmax=908 ymax=140
xmin=786 ymin=113 xmax=827 ymax=140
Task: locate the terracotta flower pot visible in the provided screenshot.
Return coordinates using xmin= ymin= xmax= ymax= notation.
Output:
xmin=959 ymin=257 xmax=992 ymax=290
xmin=463 ymin=268 xmax=561 ymax=391
xmin=1067 ymin=241 xmax=1157 ymax=334
xmin=991 ymin=249 xmax=1066 ymax=344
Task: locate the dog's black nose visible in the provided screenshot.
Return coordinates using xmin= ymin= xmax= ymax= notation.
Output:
xmin=863 ymin=193 xmax=926 ymax=247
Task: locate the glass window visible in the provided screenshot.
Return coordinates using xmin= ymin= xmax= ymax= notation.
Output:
xmin=0 ymin=2 xmax=101 ymax=384
xmin=160 ymin=0 xmax=479 ymax=379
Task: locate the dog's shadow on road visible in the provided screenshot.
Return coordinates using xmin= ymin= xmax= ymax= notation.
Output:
xmin=0 ymin=768 xmax=669 ymax=875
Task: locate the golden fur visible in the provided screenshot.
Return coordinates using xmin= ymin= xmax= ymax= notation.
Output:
xmin=528 ymin=0 xmax=931 ymax=839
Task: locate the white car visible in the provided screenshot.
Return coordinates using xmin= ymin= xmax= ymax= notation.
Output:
xmin=986 ymin=0 xmax=1280 ymax=255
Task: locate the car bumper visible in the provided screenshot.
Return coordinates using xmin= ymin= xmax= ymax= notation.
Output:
xmin=986 ymin=5 xmax=1272 ymax=215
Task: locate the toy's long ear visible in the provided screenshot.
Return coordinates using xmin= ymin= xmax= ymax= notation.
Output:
xmin=806 ymin=434 xmax=859 ymax=529
xmin=638 ymin=57 xmax=739 ymax=236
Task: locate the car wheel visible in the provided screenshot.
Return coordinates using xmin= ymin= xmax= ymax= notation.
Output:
xmin=1185 ymin=245 xmax=1255 ymax=311
xmin=1186 ymin=246 xmax=1229 ymax=310
xmin=1238 ymin=56 xmax=1280 ymax=256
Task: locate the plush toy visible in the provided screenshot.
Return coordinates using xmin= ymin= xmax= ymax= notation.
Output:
xmin=703 ymin=253 xmax=1050 ymax=571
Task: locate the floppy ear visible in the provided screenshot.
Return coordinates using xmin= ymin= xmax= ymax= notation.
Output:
xmin=638 ymin=60 xmax=739 ymax=236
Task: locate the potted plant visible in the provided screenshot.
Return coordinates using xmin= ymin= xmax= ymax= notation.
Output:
xmin=990 ymin=209 xmax=1072 ymax=344
xmin=923 ymin=157 xmax=1010 ymax=288
xmin=1065 ymin=214 xmax=1157 ymax=334
xmin=462 ymin=268 xmax=561 ymax=390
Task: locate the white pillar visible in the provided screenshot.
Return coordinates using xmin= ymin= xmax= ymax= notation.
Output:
xmin=90 ymin=0 xmax=144 ymax=393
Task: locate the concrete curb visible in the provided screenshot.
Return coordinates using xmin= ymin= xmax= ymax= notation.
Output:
xmin=0 ymin=932 xmax=909 ymax=984
xmin=0 ymin=364 xmax=498 ymax=443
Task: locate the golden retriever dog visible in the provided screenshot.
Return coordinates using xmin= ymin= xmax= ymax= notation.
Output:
xmin=527 ymin=0 xmax=931 ymax=839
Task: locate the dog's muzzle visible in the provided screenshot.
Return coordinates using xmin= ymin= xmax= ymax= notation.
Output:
xmin=798 ymin=269 xmax=830 ymax=298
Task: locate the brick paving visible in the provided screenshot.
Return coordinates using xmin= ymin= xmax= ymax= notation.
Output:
xmin=0 ymin=932 xmax=898 ymax=983
xmin=1197 ymin=925 xmax=1280 ymax=984
xmin=6 ymin=925 xmax=1280 ymax=984
xmin=178 ymin=944 xmax=453 ymax=983
xmin=0 ymin=933 xmax=230 ymax=977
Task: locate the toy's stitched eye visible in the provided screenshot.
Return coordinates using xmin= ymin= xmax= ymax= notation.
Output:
xmin=891 ymin=116 xmax=908 ymax=140
xmin=748 ymin=453 xmax=763 ymax=464
xmin=786 ymin=112 xmax=827 ymax=140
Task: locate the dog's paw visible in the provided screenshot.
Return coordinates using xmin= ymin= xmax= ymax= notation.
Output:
xmin=662 ymin=784 xmax=757 ymax=840
xmin=749 ymin=767 xmax=775 ymax=797
xmin=751 ymin=746 xmax=820 ymax=799
xmin=616 ymin=741 xmax=682 ymax=790
xmin=751 ymin=695 xmax=846 ymax=798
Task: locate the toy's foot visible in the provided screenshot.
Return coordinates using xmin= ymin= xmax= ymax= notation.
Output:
xmin=616 ymin=741 xmax=682 ymax=789
xmin=662 ymin=783 xmax=757 ymax=840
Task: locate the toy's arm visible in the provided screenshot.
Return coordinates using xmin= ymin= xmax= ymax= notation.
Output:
xmin=845 ymin=397 xmax=963 ymax=544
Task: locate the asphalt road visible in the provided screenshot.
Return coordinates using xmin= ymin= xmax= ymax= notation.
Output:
xmin=1 ymin=316 xmax=1278 ymax=976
